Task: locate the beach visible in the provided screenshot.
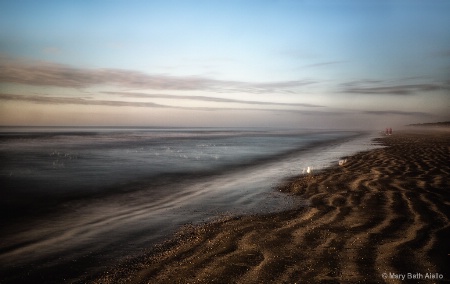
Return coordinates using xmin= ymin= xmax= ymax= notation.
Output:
xmin=0 ymin=128 xmax=379 ymax=283
xmin=92 ymin=130 xmax=450 ymax=283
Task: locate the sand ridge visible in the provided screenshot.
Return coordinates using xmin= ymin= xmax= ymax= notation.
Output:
xmin=92 ymin=131 xmax=450 ymax=283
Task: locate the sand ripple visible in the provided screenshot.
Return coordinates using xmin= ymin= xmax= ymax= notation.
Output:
xmin=92 ymin=131 xmax=450 ymax=283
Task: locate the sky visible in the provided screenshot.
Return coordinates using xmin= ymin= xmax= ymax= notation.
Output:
xmin=0 ymin=0 xmax=449 ymax=129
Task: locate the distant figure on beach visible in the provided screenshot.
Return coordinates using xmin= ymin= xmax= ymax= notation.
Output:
xmin=389 ymin=128 xmax=392 ymax=135
xmin=385 ymin=128 xmax=389 ymax=135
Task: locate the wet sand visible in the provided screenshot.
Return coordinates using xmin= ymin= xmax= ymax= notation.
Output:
xmin=92 ymin=130 xmax=450 ymax=283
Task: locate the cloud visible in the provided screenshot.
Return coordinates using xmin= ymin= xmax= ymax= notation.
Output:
xmin=0 ymin=93 xmax=174 ymax=109
xmin=303 ymin=61 xmax=347 ymax=68
xmin=341 ymin=80 xmax=446 ymax=95
xmin=362 ymin=110 xmax=433 ymax=117
xmin=0 ymin=57 xmax=313 ymax=94
xmin=248 ymin=80 xmax=313 ymax=89
xmin=0 ymin=58 xmax=214 ymax=90
xmin=0 ymin=93 xmax=328 ymax=115
xmin=104 ymin=92 xmax=323 ymax=108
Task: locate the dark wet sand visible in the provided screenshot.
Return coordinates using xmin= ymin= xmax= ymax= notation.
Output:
xmin=92 ymin=130 xmax=450 ymax=283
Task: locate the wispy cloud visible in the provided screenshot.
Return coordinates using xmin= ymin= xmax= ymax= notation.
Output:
xmin=0 ymin=58 xmax=216 ymax=90
xmin=0 ymin=57 xmax=313 ymax=94
xmin=105 ymin=92 xmax=323 ymax=108
xmin=362 ymin=110 xmax=433 ymax=117
xmin=0 ymin=93 xmax=174 ymax=109
xmin=0 ymin=93 xmax=327 ymax=115
xmin=303 ymin=61 xmax=346 ymax=68
xmin=341 ymin=80 xmax=446 ymax=95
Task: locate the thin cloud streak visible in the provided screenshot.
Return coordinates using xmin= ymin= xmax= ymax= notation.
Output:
xmin=0 ymin=93 xmax=173 ymax=109
xmin=363 ymin=110 xmax=433 ymax=117
xmin=0 ymin=59 xmax=217 ymax=89
xmin=0 ymin=58 xmax=313 ymax=93
xmin=1 ymin=93 xmax=437 ymax=122
xmin=0 ymin=93 xmax=329 ymax=115
xmin=105 ymin=92 xmax=324 ymax=108
xmin=303 ymin=61 xmax=346 ymax=68
xmin=341 ymin=80 xmax=446 ymax=95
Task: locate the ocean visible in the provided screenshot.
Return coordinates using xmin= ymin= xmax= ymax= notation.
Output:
xmin=0 ymin=127 xmax=381 ymax=283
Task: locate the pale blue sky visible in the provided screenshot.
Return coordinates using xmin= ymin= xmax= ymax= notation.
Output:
xmin=1 ymin=0 xmax=449 ymax=128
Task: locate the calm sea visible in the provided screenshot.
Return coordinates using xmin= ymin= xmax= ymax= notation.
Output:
xmin=0 ymin=127 xmax=381 ymax=283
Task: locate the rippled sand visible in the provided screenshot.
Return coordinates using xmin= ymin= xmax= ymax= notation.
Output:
xmin=92 ymin=130 xmax=450 ymax=283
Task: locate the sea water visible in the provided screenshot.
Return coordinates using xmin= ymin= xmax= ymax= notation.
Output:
xmin=0 ymin=127 xmax=381 ymax=282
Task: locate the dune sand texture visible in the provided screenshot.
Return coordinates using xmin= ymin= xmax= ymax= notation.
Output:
xmin=93 ymin=131 xmax=450 ymax=283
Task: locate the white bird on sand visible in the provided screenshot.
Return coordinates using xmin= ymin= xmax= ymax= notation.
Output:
xmin=339 ymin=159 xmax=347 ymax=166
xmin=306 ymin=166 xmax=311 ymax=174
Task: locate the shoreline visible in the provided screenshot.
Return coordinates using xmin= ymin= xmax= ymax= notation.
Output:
xmin=91 ymin=130 xmax=450 ymax=283
xmin=0 ymin=130 xmax=381 ymax=284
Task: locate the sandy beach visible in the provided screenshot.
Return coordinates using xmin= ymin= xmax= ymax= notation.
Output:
xmin=92 ymin=130 xmax=450 ymax=283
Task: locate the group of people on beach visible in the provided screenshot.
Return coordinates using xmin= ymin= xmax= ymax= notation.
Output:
xmin=385 ymin=128 xmax=393 ymax=135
